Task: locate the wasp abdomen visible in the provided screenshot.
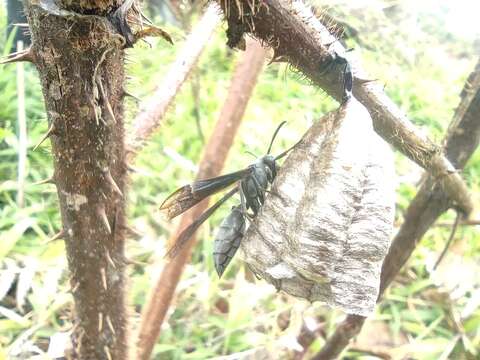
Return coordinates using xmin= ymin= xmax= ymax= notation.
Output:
xmin=213 ymin=206 xmax=246 ymax=277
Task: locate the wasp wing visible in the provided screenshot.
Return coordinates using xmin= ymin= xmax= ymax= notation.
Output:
xmin=160 ymin=167 xmax=252 ymax=219
xmin=165 ymin=187 xmax=239 ymax=259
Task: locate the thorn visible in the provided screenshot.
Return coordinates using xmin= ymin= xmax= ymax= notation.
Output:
xmin=121 ymin=89 xmax=140 ymax=102
xmin=356 ymin=77 xmax=378 ymax=85
xmin=104 ymin=346 xmax=113 ymax=360
xmin=71 ymin=282 xmax=80 ymax=293
xmin=134 ymin=25 xmax=173 ymax=45
xmin=32 ymin=176 xmax=55 ymax=186
xmin=0 ymin=47 xmax=35 ymax=64
xmin=71 ymin=322 xmax=79 ymax=334
xmin=126 ymin=164 xmax=137 ymax=173
xmin=125 ymin=146 xmax=138 ymax=156
xmin=123 ymin=225 xmax=143 ymax=239
xmin=33 ymin=122 xmax=56 ymax=151
xmin=97 ymin=205 xmax=112 ymax=234
xmin=77 ymin=327 xmax=85 ymax=346
xmin=120 ymin=254 xmax=146 ymax=266
xmin=268 ymin=54 xmax=288 ymax=65
xmin=12 ymin=22 xmax=29 ymax=28
xmin=98 ymin=312 xmax=104 ymax=332
xmin=96 ymin=77 xmax=117 ymax=124
xmin=43 ymin=230 xmax=64 ymax=244
xmin=106 ymin=316 xmax=115 ymax=335
xmin=103 ymin=168 xmax=123 ymax=197
xmin=100 ymin=267 xmax=108 ymax=290
xmin=105 ymin=249 xmax=116 ymax=269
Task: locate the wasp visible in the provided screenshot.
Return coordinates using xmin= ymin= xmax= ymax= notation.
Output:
xmin=160 ymin=122 xmax=300 ymax=276
xmin=319 ymin=50 xmax=353 ymax=103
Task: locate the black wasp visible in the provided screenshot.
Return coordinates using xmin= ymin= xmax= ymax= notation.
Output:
xmin=160 ymin=122 xmax=299 ymax=277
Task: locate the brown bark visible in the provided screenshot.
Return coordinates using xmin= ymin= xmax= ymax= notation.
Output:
xmin=311 ymin=316 xmax=365 ymax=360
xmin=136 ymin=39 xmax=268 ymax=360
xmin=25 ymin=1 xmax=129 ymax=359
xmin=215 ymin=0 xmax=473 ymax=216
xmin=312 ymin=58 xmax=480 ymax=360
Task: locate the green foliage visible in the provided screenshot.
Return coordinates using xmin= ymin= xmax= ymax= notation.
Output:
xmin=0 ymin=3 xmax=479 ymax=360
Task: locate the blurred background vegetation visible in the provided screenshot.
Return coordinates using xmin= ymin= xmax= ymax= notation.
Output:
xmin=0 ymin=0 xmax=479 ymax=359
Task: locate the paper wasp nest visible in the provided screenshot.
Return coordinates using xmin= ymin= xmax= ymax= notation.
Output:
xmin=240 ymin=99 xmax=395 ymax=316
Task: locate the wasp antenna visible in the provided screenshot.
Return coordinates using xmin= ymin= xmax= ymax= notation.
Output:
xmin=245 ymin=150 xmax=258 ymax=159
xmin=275 ymin=136 xmax=304 ymax=160
xmin=267 ymin=121 xmax=287 ymax=154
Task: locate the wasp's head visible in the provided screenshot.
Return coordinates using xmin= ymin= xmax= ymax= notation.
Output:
xmin=262 ymin=154 xmax=277 ymax=183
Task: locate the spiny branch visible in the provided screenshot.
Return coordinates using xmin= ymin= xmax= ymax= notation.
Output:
xmin=215 ymin=0 xmax=473 ymax=216
xmin=0 ymin=47 xmax=36 ymax=64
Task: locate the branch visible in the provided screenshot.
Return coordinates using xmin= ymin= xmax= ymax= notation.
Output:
xmin=435 ymin=219 xmax=480 ymax=227
xmin=0 ymin=46 xmax=36 ymax=64
xmin=311 ymin=315 xmax=365 ymax=360
xmin=25 ymin=1 xmax=133 ymax=358
xmin=215 ymin=0 xmax=473 ymax=216
xmin=126 ymin=4 xmax=221 ymax=157
xmin=135 ymin=39 xmax=268 ymax=360
xmin=380 ymin=58 xmax=480 ymax=292
xmin=312 ymin=58 xmax=480 ymax=360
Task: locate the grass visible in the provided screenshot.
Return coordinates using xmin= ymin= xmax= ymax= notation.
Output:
xmin=0 ymin=3 xmax=479 ymax=359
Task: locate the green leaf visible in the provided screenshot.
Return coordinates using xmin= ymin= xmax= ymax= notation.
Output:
xmin=0 ymin=218 xmax=35 ymax=259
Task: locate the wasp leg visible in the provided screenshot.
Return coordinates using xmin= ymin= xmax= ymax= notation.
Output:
xmin=265 ymin=189 xmax=288 ymax=206
xmin=239 ymin=185 xmax=255 ymax=219
xmin=239 ymin=187 xmax=263 ymax=237
xmin=319 ymin=52 xmax=353 ymax=104
xmin=339 ymin=55 xmax=353 ymax=103
xmin=245 ymin=215 xmax=268 ymax=243
xmin=242 ymin=179 xmax=261 ymax=216
xmin=246 ymin=263 xmax=262 ymax=280
xmin=251 ymin=173 xmax=266 ymax=205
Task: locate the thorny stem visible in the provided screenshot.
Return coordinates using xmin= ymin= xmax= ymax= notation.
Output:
xmin=24 ymin=1 xmax=131 ymax=358
xmin=215 ymin=0 xmax=473 ymax=216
